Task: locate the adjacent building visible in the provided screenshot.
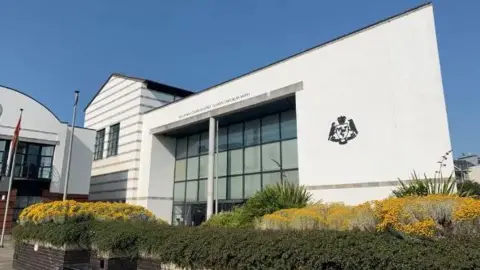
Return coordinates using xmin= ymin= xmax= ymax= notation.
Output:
xmin=86 ymin=3 xmax=454 ymax=225
xmin=0 ymin=85 xmax=95 ymax=230
xmin=454 ymin=154 xmax=480 ymax=182
xmin=84 ymin=74 xmax=193 ymax=202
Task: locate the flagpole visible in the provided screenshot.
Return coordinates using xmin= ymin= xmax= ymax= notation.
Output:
xmin=0 ymin=109 xmax=23 ymax=248
xmin=63 ymin=90 xmax=79 ymax=201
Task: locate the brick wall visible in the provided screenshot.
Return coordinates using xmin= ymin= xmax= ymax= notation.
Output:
xmin=13 ymin=242 xmax=90 ymax=270
xmin=0 ymin=189 xmax=17 ymax=233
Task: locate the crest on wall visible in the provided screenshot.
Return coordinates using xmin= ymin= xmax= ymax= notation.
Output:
xmin=328 ymin=116 xmax=358 ymax=145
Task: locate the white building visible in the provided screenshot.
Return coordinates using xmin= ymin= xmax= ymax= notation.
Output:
xmin=0 ymin=85 xmax=95 ymax=229
xmin=84 ymin=74 xmax=193 ymax=202
xmin=86 ymin=3 xmax=453 ymax=225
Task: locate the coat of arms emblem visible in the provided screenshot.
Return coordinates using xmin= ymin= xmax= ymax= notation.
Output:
xmin=328 ymin=116 xmax=358 ymax=145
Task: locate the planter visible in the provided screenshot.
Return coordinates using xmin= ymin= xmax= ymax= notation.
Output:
xmin=13 ymin=242 xmax=90 ymax=270
xmin=137 ymin=258 xmax=201 ymax=270
xmin=90 ymin=252 xmax=137 ymax=270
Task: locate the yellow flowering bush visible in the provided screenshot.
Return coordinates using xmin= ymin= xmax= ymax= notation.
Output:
xmin=257 ymin=202 xmax=377 ymax=231
xmin=257 ymin=195 xmax=480 ymax=238
xmin=18 ymin=200 xmax=164 ymax=225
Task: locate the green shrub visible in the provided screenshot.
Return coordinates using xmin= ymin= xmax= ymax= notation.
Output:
xmin=12 ymin=220 xmax=91 ymax=248
xmin=202 ymin=207 xmax=251 ymax=228
xmin=13 ymin=219 xmax=480 ymax=269
xmin=243 ymin=181 xmax=312 ymax=219
xmin=204 ymin=182 xmax=312 ymax=228
xmin=458 ymin=180 xmax=480 ymax=197
xmin=393 ymin=172 xmax=473 ymax=198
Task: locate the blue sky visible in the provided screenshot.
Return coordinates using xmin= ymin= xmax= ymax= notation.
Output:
xmin=0 ymin=1 xmax=478 ymax=157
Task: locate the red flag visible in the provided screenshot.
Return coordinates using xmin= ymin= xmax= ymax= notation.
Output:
xmin=5 ymin=111 xmax=22 ymax=177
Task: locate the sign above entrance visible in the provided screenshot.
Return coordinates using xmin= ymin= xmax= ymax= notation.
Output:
xmin=178 ymin=93 xmax=250 ymax=120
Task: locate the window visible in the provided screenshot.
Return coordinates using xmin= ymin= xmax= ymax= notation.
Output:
xmin=281 ymin=110 xmax=297 ymax=139
xmin=244 ymin=119 xmax=260 ymax=146
xmin=199 ymin=132 xmax=209 ymax=154
xmin=244 ymin=146 xmax=261 ymax=173
xmin=229 ymin=176 xmax=243 ymax=199
xmin=262 ymin=142 xmax=281 ymax=171
xmin=228 ymin=149 xmax=243 ymax=175
xmin=94 ymin=129 xmax=105 ymax=160
xmin=172 ymin=109 xmax=298 ymax=222
xmin=228 ymin=123 xmax=243 ymax=149
xmin=176 ymin=137 xmax=188 ymax=159
xmin=244 ymin=174 xmax=261 ymax=198
xmin=262 ymin=114 xmax=280 ymax=143
xmin=107 ymin=124 xmax=120 ymax=157
xmin=174 ymin=182 xmax=185 ymax=202
xmin=281 ymin=139 xmax=298 ymax=169
xmin=0 ymin=140 xmax=7 ymax=175
xmin=187 ymin=134 xmax=200 ymax=157
xmin=11 ymin=142 xmax=54 ymax=179
xmin=186 ymin=157 xmax=199 ymax=180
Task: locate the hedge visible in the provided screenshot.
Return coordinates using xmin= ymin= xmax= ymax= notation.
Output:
xmin=13 ymin=220 xmax=480 ymax=270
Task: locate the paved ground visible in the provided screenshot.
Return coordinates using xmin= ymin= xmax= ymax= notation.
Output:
xmin=0 ymin=238 xmax=14 ymax=270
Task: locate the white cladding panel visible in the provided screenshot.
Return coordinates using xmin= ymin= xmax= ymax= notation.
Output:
xmin=140 ymin=5 xmax=452 ymax=215
xmin=86 ymin=76 xmax=177 ymax=201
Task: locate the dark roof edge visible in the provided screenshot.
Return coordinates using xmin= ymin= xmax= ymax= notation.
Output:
xmin=0 ymin=84 xmax=62 ymax=122
xmin=144 ymin=2 xmax=433 ymax=116
xmin=84 ymin=73 xmax=194 ymax=112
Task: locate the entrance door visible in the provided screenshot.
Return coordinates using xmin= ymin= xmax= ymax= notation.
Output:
xmin=186 ymin=204 xmax=206 ymax=226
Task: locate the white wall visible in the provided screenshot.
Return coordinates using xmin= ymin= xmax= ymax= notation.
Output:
xmin=85 ymin=75 xmax=172 ymax=202
xmin=469 ymin=166 xmax=480 ymax=183
xmin=139 ymin=4 xmax=452 ymax=217
xmin=59 ymin=127 xmax=96 ymax=195
xmin=0 ymin=85 xmax=95 ymax=195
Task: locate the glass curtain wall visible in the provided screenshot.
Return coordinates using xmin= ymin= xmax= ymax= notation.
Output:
xmin=172 ymin=109 xmax=298 ymax=225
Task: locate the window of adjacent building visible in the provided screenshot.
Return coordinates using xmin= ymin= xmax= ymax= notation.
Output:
xmin=107 ymin=123 xmax=120 ymax=157
xmin=0 ymin=140 xmax=7 ymax=175
xmin=12 ymin=142 xmax=54 ymax=179
xmin=151 ymin=91 xmax=174 ymax=102
xmin=94 ymin=129 xmax=105 ymax=160
xmin=172 ymin=109 xmax=298 ymax=222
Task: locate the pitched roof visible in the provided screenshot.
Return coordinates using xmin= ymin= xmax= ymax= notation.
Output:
xmin=84 ymin=73 xmax=194 ymax=111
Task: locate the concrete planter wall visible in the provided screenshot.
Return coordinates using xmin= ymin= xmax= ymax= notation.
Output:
xmin=13 ymin=242 xmax=90 ymax=270
xmin=90 ymin=252 xmax=137 ymax=270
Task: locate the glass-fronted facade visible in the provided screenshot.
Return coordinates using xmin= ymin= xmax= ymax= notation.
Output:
xmin=0 ymin=139 xmax=55 ymax=221
xmin=172 ymin=109 xmax=298 ymax=225
xmin=0 ymin=139 xmax=54 ymax=179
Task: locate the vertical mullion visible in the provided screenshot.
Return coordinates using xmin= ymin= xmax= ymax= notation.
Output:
xmin=279 ymin=112 xmax=283 ymax=184
xmin=184 ymin=136 xmax=188 ymax=208
xmin=226 ymin=125 xmax=230 ymax=200
xmin=242 ymin=122 xmax=245 ymax=200
xmin=260 ymin=117 xmax=263 ymax=190
xmin=197 ymin=134 xmax=201 ymax=202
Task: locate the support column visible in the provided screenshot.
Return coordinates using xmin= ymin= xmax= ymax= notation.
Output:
xmin=207 ymin=117 xmax=216 ymax=220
